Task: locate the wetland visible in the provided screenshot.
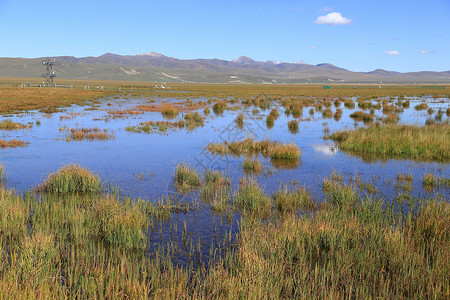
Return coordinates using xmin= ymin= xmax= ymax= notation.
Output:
xmin=0 ymin=83 xmax=449 ymax=298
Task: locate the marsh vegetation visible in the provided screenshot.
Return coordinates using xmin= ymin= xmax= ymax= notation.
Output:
xmin=0 ymin=83 xmax=449 ymax=298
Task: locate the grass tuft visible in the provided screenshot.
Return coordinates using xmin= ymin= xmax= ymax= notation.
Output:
xmin=174 ymin=163 xmax=201 ymax=190
xmin=329 ymin=123 xmax=449 ymax=161
xmin=273 ymin=186 xmax=315 ymax=212
xmin=233 ymin=177 xmax=271 ymax=214
xmin=36 ymin=164 xmax=102 ymax=193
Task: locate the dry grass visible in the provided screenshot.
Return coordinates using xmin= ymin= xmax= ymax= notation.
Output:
xmin=0 ymin=87 xmax=112 ymax=113
xmin=61 ymin=127 xmax=114 ymax=141
xmin=0 ymin=139 xmax=27 ymax=148
xmin=0 ymin=119 xmax=31 ymax=130
xmin=207 ymin=138 xmax=301 ymax=160
xmin=350 ymin=111 xmax=374 ymax=122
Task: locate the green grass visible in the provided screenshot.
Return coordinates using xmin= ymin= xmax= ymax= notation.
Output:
xmin=174 ymin=163 xmax=201 ymax=190
xmin=36 ymin=164 xmax=102 ymax=193
xmin=269 ymin=143 xmax=301 ymax=160
xmin=184 ymin=112 xmax=204 ymax=130
xmin=242 ymin=158 xmax=263 ymax=174
xmin=350 ymin=110 xmax=374 ymax=122
xmin=0 ymin=165 xmax=448 ymax=298
xmin=287 ymin=119 xmax=299 ymax=133
xmin=207 ymin=138 xmax=301 ymax=160
xmin=266 ymin=115 xmax=274 ymax=128
xmin=322 ymin=108 xmax=333 ymax=118
xmin=235 ymin=113 xmax=244 ymax=128
xmin=415 ymin=103 xmax=428 ymax=110
xmin=269 ymin=108 xmax=279 ymax=119
xmin=273 ymin=185 xmax=315 ymax=212
xmin=213 ymin=101 xmax=227 ymax=114
xmin=233 ymin=177 xmax=271 ymax=215
xmin=329 ymin=123 xmax=450 ymax=161
xmin=0 ymin=164 xmax=5 ymax=186
xmin=161 ymin=105 xmax=179 ymax=116
xmin=333 ymin=108 xmax=342 ymax=121
xmin=201 ymin=169 xmax=231 ymax=212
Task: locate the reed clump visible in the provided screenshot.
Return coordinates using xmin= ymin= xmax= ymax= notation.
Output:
xmin=93 ymin=196 xmax=148 ymax=250
xmin=233 ymin=177 xmax=271 ymax=215
xmin=273 ymin=186 xmax=314 ymax=212
xmin=161 ymin=105 xmax=179 ymax=117
xmin=269 ymin=108 xmax=279 ymax=119
xmin=0 ymin=139 xmax=28 ymax=148
xmin=235 ymin=113 xmax=244 ymax=128
xmin=184 ymin=112 xmax=204 ymax=130
xmin=36 ymin=164 xmax=102 ymax=193
xmin=207 ymin=138 xmax=301 ymax=160
xmin=64 ymin=127 xmax=114 ymax=141
xmin=269 ymin=143 xmax=301 ymax=160
xmin=287 ymin=119 xmax=299 ymax=133
xmin=333 ymin=108 xmax=342 ymax=121
xmin=242 ymin=158 xmax=263 ymax=174
xmin=213 ymin=101 xmax=227 ymax=114
xmin=0 ymin=119 xmax=31 ymax=130
xmin=174 ymin=163 xmax=201 ymax=190
xmin=415 ymin=103 xmax=428 ymax=110
xmin=329 ymin=123 xmax=449 ymax=161
xmin=322 ymin=108 xmax=333 ymax=118
xmin=201 ymin=170 xmax=231 ymax=212
xmin=350 ymin=111 xmax=374 ymax=122
xmin=266 ymin=115 xmax=274 ymax=128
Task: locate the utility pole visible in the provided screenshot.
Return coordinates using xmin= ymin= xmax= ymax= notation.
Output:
xmin=42 ymin=58 xmax=56 ymax=86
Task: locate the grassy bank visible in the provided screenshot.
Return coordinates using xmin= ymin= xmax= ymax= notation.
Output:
xmin=0 ymin=164 xmax=448 ymax=298
xmin=328 ymin=123 xmax=450 ymax=161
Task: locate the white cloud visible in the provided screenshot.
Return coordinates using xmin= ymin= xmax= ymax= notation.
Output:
xmin=384 ymin=50 xmax=400 ymax=56
xmin=310 ymin=45 xmax=317 ymax=50
xmin=314 ymin=12 xmax=352 ymax=25
xmin=420 ymin=49 xmax=437 ymax=54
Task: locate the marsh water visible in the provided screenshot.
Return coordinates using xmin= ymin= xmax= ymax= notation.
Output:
xmin=1 ymin=93 xmax=449 ymax=266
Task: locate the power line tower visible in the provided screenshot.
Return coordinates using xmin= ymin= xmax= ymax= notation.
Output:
xmin=42 ymin=58 xmax=56 ymax=86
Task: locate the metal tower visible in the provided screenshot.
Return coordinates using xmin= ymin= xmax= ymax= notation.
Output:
xmin=42 ymin=58 xmax=56 ymax=86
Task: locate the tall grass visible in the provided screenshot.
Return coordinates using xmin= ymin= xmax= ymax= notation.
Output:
xmin=329 ymin=123 xmax=450 ymax=161
xmin=207 ymin=138 xmax=301 ymax=160
xmin=287 ymin=119 xmax=299 ymax=133
xmin=0 ymin=165 xmax=448 ymax=298
xmin=64 ymin=127 xmax=114 ymax=141
xmin=242 ymin=158 xmax=263 ymax=174
xmin=350 ymin=110 xmax=374 ymax=122
xmin=233 ymin=177 xmax=271 ymax=215
xmin=273 ymin=185 xmax=314 ymax=212
xmin=201 ymin=169 xmax=231 ymax=212
xmin=36 ymin=164 xmax=102 ymax=193
xmin=174 ymin=163 xmax=201 ymax=190
xmin=161 ymin=105 xmax=179 ymax=117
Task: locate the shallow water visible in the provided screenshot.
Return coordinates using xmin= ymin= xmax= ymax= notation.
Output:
xmin=1 ymin=94 xmax=449 ymax=266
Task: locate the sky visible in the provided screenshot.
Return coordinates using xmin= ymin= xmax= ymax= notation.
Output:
xmin=0 ymin=0 xmax=449 ymax=72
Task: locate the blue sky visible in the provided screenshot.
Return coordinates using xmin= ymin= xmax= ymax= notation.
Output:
xmin=0 ymin=0 xmax=449 ymax=72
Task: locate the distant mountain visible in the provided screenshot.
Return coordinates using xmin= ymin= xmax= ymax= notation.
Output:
xmin=0 ymin=52 xmax=449 ymax=84
xmin=316 ymin=63 xmax=349 ymax=72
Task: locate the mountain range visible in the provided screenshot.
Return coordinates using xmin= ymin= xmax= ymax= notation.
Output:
xmin=1 ymin=52 xmax=449 ymax=84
